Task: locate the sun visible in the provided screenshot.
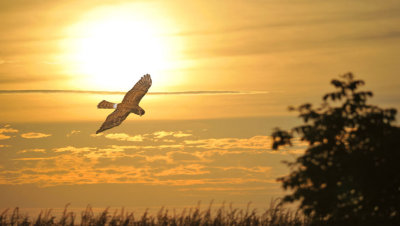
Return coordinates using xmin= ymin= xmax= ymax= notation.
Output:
xmin=64 ymin=5 xmax=176 ymax=91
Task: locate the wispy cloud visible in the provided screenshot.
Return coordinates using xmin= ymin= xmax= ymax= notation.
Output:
xmin=53 ymin=146 xmax=96 ymax=154
xmin=90 ymin=133 xmax=103 ymax=137
xmin=110 ymin=144 xmax=185 ymax=151
xmin=156 ymin=178 xmax=275 ymax=186
xmin=0 ymin=134 xmax=12 ymax=140
xmin=94 ymin=131 xmax=192 ymax=142
xmin=0 ymin=90 xmax=268 ymax=96
xmin=20 ymin=132 xmax=51 ymax=139
xmin=155 ymin=164 xmax=209 ymax=177
xmin=217 ymin=166 xmax=272 ymax=174
xmin=172 ymin=7 xmax=400 ymax=37
xmin=0 ymin=125 xmax=18 ymax=140
xmin=172 ymin=132 xmax=193 ymax=138
xmin=17 ymin=148 xmax=46 ymax=154
xmin=1 ymin=127 xmax=306 ymax=187
xmin=66 ymin=130 xmax=80 ymax=137
xmin=104 ymin=133 xmax=144 ymax=142
xmin=13 ymin=157 xmax=55 ymax=161
xmin=178 ymin=186 xmax=274 ymax=192
xmin=184 ymin=136 xmax=272 ymax=150
xmin=153 ymin=131 xmax=174 ymax=139
xmin=0 ymin=75 xmax=68 ymax=84
xmin=153 ymin=131 xmax=192 ymax=139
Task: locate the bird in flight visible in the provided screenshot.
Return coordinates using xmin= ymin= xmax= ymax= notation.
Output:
xmin=96 ymin=74 xmax=152 ymax=134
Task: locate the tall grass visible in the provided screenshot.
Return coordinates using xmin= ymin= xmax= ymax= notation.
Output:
xmin=0 ymin=200 xmax=310 ymax=226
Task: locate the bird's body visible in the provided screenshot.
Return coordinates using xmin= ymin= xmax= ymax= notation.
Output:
xmin=96 ymin=74 xmax=152 ymax=134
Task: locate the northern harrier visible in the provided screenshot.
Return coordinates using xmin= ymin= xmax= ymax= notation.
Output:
xmin=96 ymin=74 xmax=152 ymax=134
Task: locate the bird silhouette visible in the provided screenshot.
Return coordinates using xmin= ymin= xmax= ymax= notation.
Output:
xmin=96 ymin=74 xmax=152 ymax=133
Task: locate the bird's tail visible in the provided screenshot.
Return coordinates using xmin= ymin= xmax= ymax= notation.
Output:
xmin=97 ymin=100 xmax=118 ymax=109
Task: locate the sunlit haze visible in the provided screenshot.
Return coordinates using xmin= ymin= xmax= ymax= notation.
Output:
xmin=62 ymin=5 xmax=181 ymax=90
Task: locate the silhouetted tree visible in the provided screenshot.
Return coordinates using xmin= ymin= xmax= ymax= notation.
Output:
xmin=272 ymin=73 xmax=400 ymax=225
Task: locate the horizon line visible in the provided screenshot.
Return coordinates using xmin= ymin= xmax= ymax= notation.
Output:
xmin=0 ymin=89 xmax=269 ymax=96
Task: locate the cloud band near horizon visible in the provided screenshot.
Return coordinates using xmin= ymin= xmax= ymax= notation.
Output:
xmin=0 ymin=89 xmax=268 ymax=96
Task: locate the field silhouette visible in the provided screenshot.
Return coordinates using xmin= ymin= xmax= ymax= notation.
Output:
xmin=0 ymin=200 xmax=310 ymax=226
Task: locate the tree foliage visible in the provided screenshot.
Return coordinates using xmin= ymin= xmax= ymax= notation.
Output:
xmin=272 ymin=73 xmax=400 ymax=225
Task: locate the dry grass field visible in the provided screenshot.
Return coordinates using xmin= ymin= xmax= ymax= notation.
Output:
xmin=0 ymin=200 xmax=310 ymax=226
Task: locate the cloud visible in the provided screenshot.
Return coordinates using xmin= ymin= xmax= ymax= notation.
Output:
xmin=20 ymin=132 xmax=51 ymax=139
xmin=0 ymin=75 xmax=68 ymax=84
xmin=156 ymin=178 xmax=276 ymax=186
xmin=0 ymin=125 xmax=18 ymax=140
xmin=173 ymin=6 xmax=400 ymax=37
xmin=52 ymin=146 xmax=126 ymax=160
xmin=178 ymin=186 xmax=270 ymax=192
xmin=17 ymin=148 xmax=46 ymax=154
xmin=66 ymin=130 xmax=80 ymax=137
xmin=2 ymin=142 xmax=242 ymax=186
xmin=184 ymin=136 xmax=272 ymax=150
xmin=110 ymin=144 xmax=184 ymax=150
xmin=94 ymin=130 xmax=192 ymax=142
xmin=173 ymin=131 xmax=193 ymax=138
xmin=13 ymin=157 xmax=55 ymax=161
xmin=0 ymin=89 xmax=268 ymax=96
xmin=0 ymin=134 xmax=13 ymax=140
xmin=1 ymin=130 xmax=305 ymax=187
xmin=155 ymin=164 xmax=209 ymax=177
xmin=153 ymin=131 xmax=174 ymax=139
xmin=217 ymin=166 xmax=272 ymax=174
xmin=53 ymin=146 xmax=96 ymax=154
xmin=90 ymin=133 xmax=103 ymax=137
xmin=153 ymin=131 xmax=192 ymax=139
xmin=105 ymin=133 xmax=144 ymax=142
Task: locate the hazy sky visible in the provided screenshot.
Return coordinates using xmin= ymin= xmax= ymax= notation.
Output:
xmin=1 ymin=0 xmax=399 ymax=212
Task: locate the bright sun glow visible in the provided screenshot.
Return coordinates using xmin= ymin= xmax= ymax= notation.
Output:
xmin=64 ymin=5 xmax=178 ymax=90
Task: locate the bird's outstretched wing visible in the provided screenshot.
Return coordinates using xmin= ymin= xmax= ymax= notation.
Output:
xmin=96 ymin=107 xmax=131 ymax=134
xmin=122 ymin=74 xmax=152 ymax=105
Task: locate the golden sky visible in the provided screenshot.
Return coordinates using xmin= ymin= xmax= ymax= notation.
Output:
xmin=1 ymin=0 xmax=399 ymax=121
xmin=0 ymin=0 xmax=400 ymax=211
